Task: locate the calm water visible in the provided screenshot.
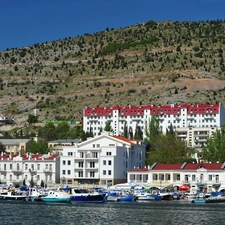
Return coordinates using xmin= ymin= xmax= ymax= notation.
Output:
xmin=0 ymin=200 xmax=225 ymax=225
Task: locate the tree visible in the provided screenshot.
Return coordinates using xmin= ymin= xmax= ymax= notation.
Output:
xmin=134 ymin=125 xmax=143 ymax=140
xmin=23 ymin=178 xmax=26 ymax=186
xmin=123 ymin=122 xmax=128 ymax=138
xmin=144 ymin=115 xmax=162 ymax=144
xmin=104 ymin=121 xmax=112 ymax=132
xmin=30 ymin=177 xmax=34 ymax=187
xmin=146 ymin=132 xmax=194 ymax=165
xmin=202 ymin=128 xmax=225 ymax=162
xmin=27 ymin=140 xmax=49 ymax=154
xmin=41 ymin=180 xmax=45 ymax=188
xmin=129 ymin=126 xmax=133 ymax=139
xmin=27 ymin=114 xmax=38 ymax=124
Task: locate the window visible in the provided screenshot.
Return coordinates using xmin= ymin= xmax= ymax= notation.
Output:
xmin=10 ymin=164 xmax=12 ymax=169
xmin=25 ymin=164 xmax=28 ymax=170
xmin=177 ymin=175 xmax=180 ymax=181
xmin=90 ymin=171 xmax=95 ymax=177
xmin=17 ymin=174 xmax=19 ymax=179
xmin=10 ymin=175 xmax=12 ymax=181
xmin=68 ymin=152 xmax=73 ymax=156
xmin=103 ymin=170 xmax=106 ymax=175
xmin=63 ymin=160 xmax=66 ymax=165
xmin=103 ymin=160 xmax=106 ymax=165
xmin=25 ymin=175 xmax=27 ymax=180
xmin=108 ymin=170 xmax=111 ymax=175
xmin=90 ymin=162 xmax=95 ymax=168
xmin=106 ymin=152 xmax=112 ymax=156
xmin=37 ymin=175 xmax=40 ymax=180
xmin=37 ymin=164 xmax=40 ymax=170
xmin=68 ymin=160 xmax=71 ymax=165
xmin=49 ymin=164 xmax=52 ymax=171
xmin=67 ymin=170 xmax=71 ymax=175
xmin=31 ymin=164 xmax=34 ymax=170
xmin=108 ymin=160 xmax=111 ymax=166
xmin=17 ymin=163 xmax=20 ymax=171
xmin=192 ymin=175 xmax=196 ymax=181
xmin=46 ymin=164 xmax=48 ymax=169
xmin=208 ymin=175 xmax=212 ymax=181
xmin=62 ymin=170 xmax=66 ymax=175
xmin=79 ymin=162 xmax=83 ymax=168
xmin=78 ymin=171 xmax=83 ymax=177
xmin=67 ymin=180 xmax=72 ymax=184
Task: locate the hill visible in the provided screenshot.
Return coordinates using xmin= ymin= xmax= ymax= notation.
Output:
xmin=1 ymin=20 xmax=225 ymax=126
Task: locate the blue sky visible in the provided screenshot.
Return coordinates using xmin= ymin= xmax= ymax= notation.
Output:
xmin=0 ymin=0 xmax=224 ymax=52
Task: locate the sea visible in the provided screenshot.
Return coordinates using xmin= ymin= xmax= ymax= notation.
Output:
xmin=0 ymin=200 xmax=224 ymax=225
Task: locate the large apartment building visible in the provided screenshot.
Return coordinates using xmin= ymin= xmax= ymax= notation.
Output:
xmin=60 ymin=133 xmax=146 ymax=187
xmin=83 ymin=103 xmax=225 ymax=148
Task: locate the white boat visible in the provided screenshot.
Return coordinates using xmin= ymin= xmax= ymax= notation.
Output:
xmin=135 ymin=190 xmax=161 ymax=201
xmin=0 ymin=191 xmax=27 ymax=200
xmin=41 ymin=190 xmax=71 ymax=203
xmin=25 ymin=188 xmax=47 ymax=202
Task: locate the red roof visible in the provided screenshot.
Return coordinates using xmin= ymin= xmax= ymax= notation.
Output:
xmin=113 ymin=136 xmax=134 ymax=144
xmin=128 ymin=162 xmax=225 ymax=172
xmin=0 ymin=153 xmax=59 ymax=161
xmin=84 ymin=103 xmax=220 ymax=117
xmin=128 ymin=168 xmax=149 ymax=172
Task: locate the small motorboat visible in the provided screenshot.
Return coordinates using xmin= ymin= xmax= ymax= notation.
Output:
xmin=70 ymin=188 xmax=107 ymax=203
xmin=135 ymin=190 xmax=161 ymax=201
xmin=41 ymin=190 xmax=71 ymax=203
xmin=0 ymin=191 xmax=27 ymax=201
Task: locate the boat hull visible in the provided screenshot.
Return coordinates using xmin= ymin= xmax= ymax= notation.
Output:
xmin=41 ymin=197 xmax=71 ymax=203
xmin=0 ymin=196 xmax=26 ymax=200
xmin=70 ymin=195 xmax=106 ymax=203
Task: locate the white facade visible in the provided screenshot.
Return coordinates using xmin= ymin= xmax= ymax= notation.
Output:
xmin=0 ymin=152 xmax=60 ymax=187
xmin=127 ymin=162 xmax=225 ymax=192
xmin=60 ymin=133 xmax=146 ymax=187
xmin=83 ymin=103 xmax=225 ymax=148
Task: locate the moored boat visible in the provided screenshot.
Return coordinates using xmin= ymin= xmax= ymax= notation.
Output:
xmin=0 ymin=191 xmax=27 ymax=200
xmin=41 ymin=190 xmax=71 ymax=203
xmin=70 ymin=188 xmax=107 ymax=203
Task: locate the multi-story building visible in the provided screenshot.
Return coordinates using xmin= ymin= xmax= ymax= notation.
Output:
xmin=83 ymin=103 xmax=225 ymax=147
xmin=127 ymin=162 xmax=225 ymax=192
xmin=0 ymin=152 xmax=60 ymax=186
xmin=60 ymin=133 xmax=146 ymax=187
xmin=0 ymin=139 xmax=32 ymax=154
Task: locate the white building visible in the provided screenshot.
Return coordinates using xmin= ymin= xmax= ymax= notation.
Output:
xmin=60 ymin=133 xmax=146 ymax=187
xmin=83 ymin=103 xmax=225 ymax=147
xmin=0 ymin=114 xmax=14 ymax=124
xmin=127 ymin=162 xmax=225 ymax=192
xmin=0 ymin=152 xmax=60 ymax=187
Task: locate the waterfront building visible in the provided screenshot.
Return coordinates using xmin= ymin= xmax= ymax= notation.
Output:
xmin=60 ymin=132 xmax=146 ymax=187
xmin=83 ymin=103 xmax=225 ymax=148
xmin=0 ymin=152 xmax=60 ymax=186
xmin=127 ymin=162 xmax=225 ymax=192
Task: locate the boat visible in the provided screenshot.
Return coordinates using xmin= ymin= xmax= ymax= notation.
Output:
xmin=107 ymin=190 xmax=135 ymax=202
xmin=25 ymin=188 xmax=47 ymax=202
xmin=0 ymin=191 xmax=27 ymax=200
xmin=159 ymin=192 xmax=174 ymax=200
xmin=70 ymin=188 xmax=107 ymax=203
xmin=135 ymin=190 xmax=161 ymax=201
xmin=41 ymin=190 xmax=71 ymax=203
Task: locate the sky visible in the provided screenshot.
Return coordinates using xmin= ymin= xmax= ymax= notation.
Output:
xmin=0 ymin=0 xmax=225 ymax=52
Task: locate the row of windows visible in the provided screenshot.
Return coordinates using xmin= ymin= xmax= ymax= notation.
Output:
xmin=0 ymin=174 xmax=51 ymax=181
xmin=0 ymin=164 xmax=52 ymax=170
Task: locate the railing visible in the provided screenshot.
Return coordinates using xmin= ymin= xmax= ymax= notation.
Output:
xmin=43 ymin=168 xmax=52 ymax=173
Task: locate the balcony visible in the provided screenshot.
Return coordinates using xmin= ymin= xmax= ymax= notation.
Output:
xmin=43 ymin=168 xmax=52 ymax=174
xmin=29 ymin=169 xmax=37 ymax=174
xmin=12 ymin=169 xmax=23 ymax=174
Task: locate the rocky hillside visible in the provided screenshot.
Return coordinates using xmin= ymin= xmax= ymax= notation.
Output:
xmin=1 ymin=20 xmax=225 ymax=125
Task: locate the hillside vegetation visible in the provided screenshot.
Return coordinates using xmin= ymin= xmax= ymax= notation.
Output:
xmin=1 ymin=20 xmax=225 ymax=125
